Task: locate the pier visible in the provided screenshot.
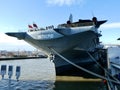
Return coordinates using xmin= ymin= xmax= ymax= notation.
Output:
xmin=105 ymin=47 xmax=120 ymax=90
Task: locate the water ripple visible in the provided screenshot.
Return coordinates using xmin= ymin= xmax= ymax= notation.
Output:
xmin=0 ymin=80 xmax=55 ymax=90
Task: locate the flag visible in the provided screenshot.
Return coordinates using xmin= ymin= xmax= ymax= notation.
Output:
xmin=33 ymin=23 xmax=38 ymax=28
xmin=28 ymin=25 xmax=33 ymax=28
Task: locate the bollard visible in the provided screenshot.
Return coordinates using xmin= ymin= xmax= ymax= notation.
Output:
xmin=16 ymin=66 xmax=21 ymax=81
xmin=8 ymin=66 xmax=13 ymax=90
xmin=0 ymin=65 xmax=21 ymax=81
xmin=1 ymin=65 xmax=7 ymax=79
xmin=8 ymin=65 xmax=13 ymax=79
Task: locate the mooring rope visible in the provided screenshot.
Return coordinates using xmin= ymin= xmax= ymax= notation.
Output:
xmin=86 ymin=51 xmax=120 ymax=82
xmin=50 ymin=48 xmax=120 ymax=85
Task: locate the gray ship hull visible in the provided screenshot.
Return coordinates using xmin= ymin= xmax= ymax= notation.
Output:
xmin=24 ymin=30 xmax=99 ymax=55
xmin=53 ymin=49 xmax=107 ymax=77
xmin=6 ymin=30 xmax=105 ymax=77
xmin=5 ymin=17 xmax=107 ymax=77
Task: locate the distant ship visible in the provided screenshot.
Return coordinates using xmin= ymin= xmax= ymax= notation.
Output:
xmin=6 ymin=14 xmax=107 ymax=77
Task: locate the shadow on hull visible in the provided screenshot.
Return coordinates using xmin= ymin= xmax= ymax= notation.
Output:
xmin=56 ymin=63 xmax=105 ymax=78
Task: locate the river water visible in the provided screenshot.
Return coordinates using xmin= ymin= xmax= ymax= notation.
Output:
xmin=0 ymin=47 xmax=120 ymax=90
xmin=0 ymin=58 xmax=55 ymax=90
xmin=0 ymin=58 xmax=107 ymax=90
xmin=0 ymin=58 xmax=105 ymax=90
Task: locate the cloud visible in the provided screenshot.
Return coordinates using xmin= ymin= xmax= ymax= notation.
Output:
xmin=100 ymin=22 xmax=120 ymax=29
xmin=0 ymin=33 xmax=23 ymax=44
xmin=0 ymin=33 xmax=35 ymax=50
xmin=0 ymin=24 xmax=27 ymax=33
xmin=46 ymin=0 xmax=83 ymax=6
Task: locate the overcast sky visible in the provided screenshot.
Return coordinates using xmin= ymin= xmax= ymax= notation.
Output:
xmin=0 ymin=0 xmax=120 ymax=50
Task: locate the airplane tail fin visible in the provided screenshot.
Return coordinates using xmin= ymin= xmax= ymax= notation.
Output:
xmin=117 ymin=38 xmax=120 ymax=40
xmin=92 ymin=17 xmax=107 ymax=28
xmin=33 ymin=23 xmax=38 ymax=28
xmin=28 ymin=25 xmax=33 ymax=29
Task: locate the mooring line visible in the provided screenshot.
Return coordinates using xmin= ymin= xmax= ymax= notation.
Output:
xmin=86 ymin=51 xmax=119 ymax=82
xmin=50 ymin=48 xmax=120 ymax=85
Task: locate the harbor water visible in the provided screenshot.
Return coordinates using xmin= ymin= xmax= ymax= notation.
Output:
xmin=0 ymin=47 xmax=120 ymax=90
xmin=0 ymin=58 xmax=55 ymax=90
xmin=0 ymin=58 xmax=105 ymax=90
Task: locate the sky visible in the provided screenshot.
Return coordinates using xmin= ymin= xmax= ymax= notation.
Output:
xmin=0 ymin=0 xmax=120 ymax=51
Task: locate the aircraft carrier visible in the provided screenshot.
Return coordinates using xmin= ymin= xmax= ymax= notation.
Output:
xmin=6 ymin=15 xmax=107 ymax=77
